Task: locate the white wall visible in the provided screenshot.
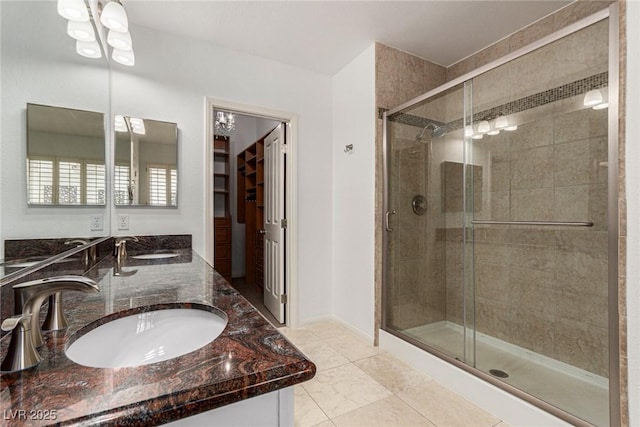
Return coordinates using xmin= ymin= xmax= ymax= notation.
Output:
xmin=330 ymin=44 xmax=376 ymax=338
xmin=625 ymin=1 xmax=639 ymax=424
xmin=0 ymin=2 xmax=111 ymax=259
xmin=111 ymin=24 xmax=334 ymax=323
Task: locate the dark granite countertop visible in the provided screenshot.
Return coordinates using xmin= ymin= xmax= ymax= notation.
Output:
xmin=0 ymin=249 xmax=315 ymax=426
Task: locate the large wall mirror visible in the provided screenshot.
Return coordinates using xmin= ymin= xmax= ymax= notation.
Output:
xmin=27 ymin=103 xmax=106 ymax=206
xmin=114 ymin=116 xmax=178 ymax=207
xmin=1 ymin=1 xmax=110 ymax=262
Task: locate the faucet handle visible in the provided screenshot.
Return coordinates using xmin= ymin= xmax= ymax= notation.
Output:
xmin=1 ymin=313 xmax=42 ymax=373
xmin=13 ymin=276 xmax=99 ymax=347
xmin=1 ymin=313 xmax=32 ymax=332
xmin=42 ymin=293 xmax=68 ymax=331
xmin=64 ymin=238 xmax=90 ymax=246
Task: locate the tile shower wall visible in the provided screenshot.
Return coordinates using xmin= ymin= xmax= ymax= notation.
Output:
xmin=375 ymin=44 xmax=446 ymax=334
xmin=468 ymin=106 xmax=609 ymax=376
xmin=449 ymin=17 xmax=610 ymax=377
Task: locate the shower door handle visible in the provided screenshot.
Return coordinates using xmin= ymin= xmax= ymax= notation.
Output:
xmin=385 ymin=210 xmax=396 ymax=232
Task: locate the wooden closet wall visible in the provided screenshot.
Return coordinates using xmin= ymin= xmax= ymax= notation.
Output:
xmin=237 ymin=136 xmax=265 ymax=288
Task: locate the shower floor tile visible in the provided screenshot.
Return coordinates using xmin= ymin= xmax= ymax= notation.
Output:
xmin=404 ymin=321 xmax=609 ymax=427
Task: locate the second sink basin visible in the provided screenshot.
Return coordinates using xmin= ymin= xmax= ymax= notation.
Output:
xmin=130 ymin=253 xmax=180 ymax=260
xmin=65 ymin=305 xmax=227 ymax=368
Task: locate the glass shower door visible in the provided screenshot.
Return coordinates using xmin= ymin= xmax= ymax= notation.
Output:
xmin=384 ymin=82 xmax=475 ymax=365
xmin=468 ymin=18 xmax=610 ymax=427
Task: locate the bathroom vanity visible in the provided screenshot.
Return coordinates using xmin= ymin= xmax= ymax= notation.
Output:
xmin=0 ymin=247 xmax=315 ymax=425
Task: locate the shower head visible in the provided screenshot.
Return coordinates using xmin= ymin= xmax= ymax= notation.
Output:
xmin=416 ymin=122 xmax=446 ymax=141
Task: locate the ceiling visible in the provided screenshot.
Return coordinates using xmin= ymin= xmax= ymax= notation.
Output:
xmin=124 ymin=0 xmax=571 ymax=75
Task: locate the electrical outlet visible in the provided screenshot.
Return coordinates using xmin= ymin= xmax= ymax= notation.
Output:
xmin=118 ymin=214 xmax=129 ymax=230
xmin=90 ymin=215 xmax=103 ymax=231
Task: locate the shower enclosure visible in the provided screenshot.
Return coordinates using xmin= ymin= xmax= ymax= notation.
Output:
xmin=383 ymin=9 xmax=617 ymax=427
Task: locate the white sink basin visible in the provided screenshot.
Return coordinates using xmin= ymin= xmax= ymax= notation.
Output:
xmin=130 ymin=253 xmax=180 ymax=260
xmin=66 ymin=307 xmax=227 ymax=368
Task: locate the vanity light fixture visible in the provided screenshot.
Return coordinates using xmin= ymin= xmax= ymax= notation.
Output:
xmin=107 ymin=30 xmax=132 ymax=50
xmin=112 ymin=48 xmax=135 ymax=66
xmin=67 ymin=20 xmax=96 ymax=42
xmin=100 ymin=0 xmax=129 ymax=32
xmin=101 ymin=1 xmax=135 ymax=66
xmin=57 ymin=0 xmax=89 ymax=21
xmin=76 ymin=40 xmax=102 ymax=58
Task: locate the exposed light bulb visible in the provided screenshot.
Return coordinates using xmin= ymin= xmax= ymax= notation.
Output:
xmin=67 ymin=20 xmax=95 ymax=42
xmin=76 ymin=40 xmax=102 ymax=59
xmin=58 ymin=0 xmax=89 ymax=22
xmin=583 ymin=89 xmax=603 ymax=106
xmin=112 ymin=48 xmax=135 ymax=66
xmin=107 ymin=30 xmax=133 ymax=50
xmin=100 ymin=1 xmax=129 ymax=32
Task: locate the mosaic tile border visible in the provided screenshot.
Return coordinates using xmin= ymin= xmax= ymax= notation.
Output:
xmin=382 ymin=71 xmax=609 ymax=132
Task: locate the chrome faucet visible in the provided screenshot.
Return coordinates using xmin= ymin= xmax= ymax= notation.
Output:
xmin=2 ymin=276 xmax=99 ymax=372
xmin=12 ymin=275 xmax=99 ymax=348
xmin=64 ymin=238 xmax=96 ymax=264
xmin=114 ymin=236 xmax=139 ymax=262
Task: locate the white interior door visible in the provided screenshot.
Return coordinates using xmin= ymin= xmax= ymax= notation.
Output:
xmin=263 ymin=124 xmax=286 ymax=322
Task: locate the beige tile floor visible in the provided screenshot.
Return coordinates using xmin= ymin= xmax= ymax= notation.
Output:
xmin=279 ymin=320 xmax=510 ymax=427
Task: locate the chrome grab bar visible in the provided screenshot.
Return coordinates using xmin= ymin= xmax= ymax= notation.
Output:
xmin=385 ymin=210 xmax=396 ymax=231
xmin=471 ymin=220 xmax=594 ymax=227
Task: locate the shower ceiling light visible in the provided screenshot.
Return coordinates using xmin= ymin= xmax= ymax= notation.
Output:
xmin=100 ymin=1 xmax=129 ymax=32
xmin=67 ymin=20 xmax=95 ymax=42
xmin=583 ymin=89 xmax=603 ymax=106
xmin=76 ymin=40 xmax=102 ymax=58
xmin=464 ymin=126 xmax=474 ymax=137
xmin=477 ymin=121 xmax=491 ymax=134
xmin=495 ymin=115 xmax=509 ymax=129
xmin=58 ymin=0 xmax=89 ymax=22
